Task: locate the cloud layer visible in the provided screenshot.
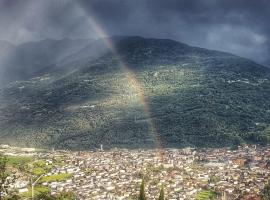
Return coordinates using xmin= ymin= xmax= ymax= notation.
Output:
xmin=0 ymin=0 xmax=269 ymax=65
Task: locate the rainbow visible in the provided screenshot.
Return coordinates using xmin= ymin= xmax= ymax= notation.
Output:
xmin=80 ymin=7 xmax=165 ymax=160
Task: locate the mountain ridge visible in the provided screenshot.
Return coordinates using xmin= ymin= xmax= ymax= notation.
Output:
xmin=0 ymin=36 xmax=270 ymax=149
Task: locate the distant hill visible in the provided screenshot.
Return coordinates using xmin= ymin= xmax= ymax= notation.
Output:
xmin=0 ymin=38 xmax=93 ymax=84
xmin=0 ymin=36 xmax=270 ymax=149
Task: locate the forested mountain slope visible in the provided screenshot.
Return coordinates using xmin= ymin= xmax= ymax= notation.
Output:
xmin=0 ymin=36 xmax=270 ymax=149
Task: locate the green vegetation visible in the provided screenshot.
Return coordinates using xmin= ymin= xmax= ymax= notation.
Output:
xmin=40 ymin=173 xmax=72 ymax=183
xmin=195 ymin=190 xmax=217 ymax=200
xmin=35 ymin=185 xmax=50 ymax=193
xmin=21 ymin=186 xmax=50 ymax=198
xmin=33 ymin=167 xmax=47 ymax=176
xmin=138 ymin=179 xmax=147 ymax=200
xmin=0 ymin=154 xmax=8 ymax=200
xmin=32 ymin=160 xmax=52 ymax=176
xmin=21 ymin=189 xmax=75 ymax=200
xmin=6 ymin=156 xmax=33 ymax=166
xmin=1 ymin=36 xmax=270 ymax=149
xmin=158 ymin=185 xmax=165 ymax=200
xmin=36 ymin=191 xmax=76 ymax=200
xmin=34 ymin=160 xmax=46 ymax=167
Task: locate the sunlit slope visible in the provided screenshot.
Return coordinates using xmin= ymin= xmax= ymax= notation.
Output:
xmin=0 ymin=36 xmax=270 ymax=149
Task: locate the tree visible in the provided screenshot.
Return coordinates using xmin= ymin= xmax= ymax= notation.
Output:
xmin=158 ymin=185 xmax=165 ymax=200
xmin=0 ymin=155 xmax=8 ymax=200
xmin=138 ymin=179 xmax=147 ymax=200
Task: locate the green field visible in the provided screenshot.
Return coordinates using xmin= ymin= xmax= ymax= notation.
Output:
xmin=6 ymin=156 xmax=33 ymax=166
xmin=40 ymin=173 xmax=72 ymax=183
xmin=195 ymin=190 xmax=217 ymax=200
xmin=21 ymin=185 xmax=50 ymax=198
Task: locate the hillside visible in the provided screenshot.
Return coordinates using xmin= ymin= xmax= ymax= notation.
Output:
xmin=0 ymin=36 xmax=270 ymax=149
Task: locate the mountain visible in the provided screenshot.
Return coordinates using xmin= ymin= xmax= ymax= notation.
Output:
xmin=0 ymin=38 xmax=93 ymax=84
xmin=0 ymin=36 xmax=270 ymax=149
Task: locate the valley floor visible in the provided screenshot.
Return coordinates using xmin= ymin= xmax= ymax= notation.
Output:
xmin=1 ymin=144 xmax=270 ymax=199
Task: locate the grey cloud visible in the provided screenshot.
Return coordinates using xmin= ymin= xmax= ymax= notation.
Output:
xmin=0 ymin=0 xmax=269 ymax=65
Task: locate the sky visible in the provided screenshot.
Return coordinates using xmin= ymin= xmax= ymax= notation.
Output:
xmin=0 ymin=0 xmax=269 ymax=65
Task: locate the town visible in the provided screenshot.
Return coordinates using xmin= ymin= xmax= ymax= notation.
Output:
xmin=0 ymin=144 xmax=270 ymax=200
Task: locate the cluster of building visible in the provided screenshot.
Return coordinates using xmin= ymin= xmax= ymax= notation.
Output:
xmin=1 ymin=144 xmax=270 ymax=199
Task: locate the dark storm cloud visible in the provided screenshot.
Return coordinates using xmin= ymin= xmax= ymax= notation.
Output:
xmin=0 ymin=0 xmax=269 ymax=65
xmin=0 ymin=0 xmax=99 ymax=43
xmin=76 ymin=0 xmax=270 ymax=65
